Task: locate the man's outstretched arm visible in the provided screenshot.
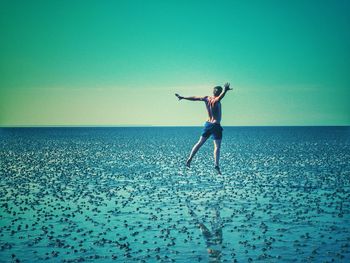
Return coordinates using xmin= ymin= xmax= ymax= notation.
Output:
xmin=216 ymin=83 xmax=233 ymax=102
xmin=175 ymin=93 xmax=206 ymax=101
xmin=209 ymin=83 xmax=233 ymax=106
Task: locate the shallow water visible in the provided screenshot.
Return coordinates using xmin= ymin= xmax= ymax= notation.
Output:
xmin=0 ymin=127 xmax=350 ymax=262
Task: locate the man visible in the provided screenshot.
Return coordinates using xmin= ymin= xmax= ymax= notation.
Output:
xmin=175 ymin=83 xmax=233 ymax=174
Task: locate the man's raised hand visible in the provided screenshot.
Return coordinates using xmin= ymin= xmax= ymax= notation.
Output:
xmin=175 ymin=93 xmax=184 ymax=100
xmin=224 ymin=82 xmax=232 ymax=91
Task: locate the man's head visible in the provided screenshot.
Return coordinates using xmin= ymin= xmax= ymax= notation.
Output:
xmin=213 ymin=86 xmax=223 ymax=97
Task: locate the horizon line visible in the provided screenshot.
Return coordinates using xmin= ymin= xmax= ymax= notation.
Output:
xmin=1 ymin=125 xmax=349 ymax=128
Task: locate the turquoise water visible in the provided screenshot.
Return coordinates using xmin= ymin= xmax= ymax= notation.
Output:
xmin=0 ymin=127 xmax=350 ymax=262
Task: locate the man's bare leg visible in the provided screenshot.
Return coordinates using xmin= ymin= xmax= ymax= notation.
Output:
xmin=214 ymin=139 xmax=222 ymax=174
xmin=186 ymin=136 xmax=208 ymax=167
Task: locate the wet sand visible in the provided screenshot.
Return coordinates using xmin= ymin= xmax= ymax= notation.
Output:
xmin=0 ymin=127 xmax=349 ymax=262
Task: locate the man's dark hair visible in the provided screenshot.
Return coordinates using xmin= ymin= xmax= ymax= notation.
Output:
xmin=213 ymin=86 xmax=223 ymax=97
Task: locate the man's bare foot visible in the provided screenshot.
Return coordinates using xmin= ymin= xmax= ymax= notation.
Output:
xmin=186 ymin=159 xmax=191 ymax=168
xmin=214 ymin=165 xmax=222 ymax=175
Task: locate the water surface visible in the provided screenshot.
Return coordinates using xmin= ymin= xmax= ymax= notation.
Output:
xmin=0 ymin=127 xmax=349 ymax=262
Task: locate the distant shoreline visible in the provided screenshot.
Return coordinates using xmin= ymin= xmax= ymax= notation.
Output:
xmin=0 ymin=125 xmax=349 ymax=128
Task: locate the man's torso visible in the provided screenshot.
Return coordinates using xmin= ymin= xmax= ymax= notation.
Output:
xmin=204 ymin=96 xmax=222 ymax=124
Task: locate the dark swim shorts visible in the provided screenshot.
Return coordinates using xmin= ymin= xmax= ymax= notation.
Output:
xmin=201 ymin=122 xmax=223 ymax=140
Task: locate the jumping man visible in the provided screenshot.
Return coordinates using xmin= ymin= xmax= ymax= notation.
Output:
xmin=175 ymin=83 xmax=233 ymax=174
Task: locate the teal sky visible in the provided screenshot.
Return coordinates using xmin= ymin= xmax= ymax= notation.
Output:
xmin=1 ymin=0 xmax=349 ymax=126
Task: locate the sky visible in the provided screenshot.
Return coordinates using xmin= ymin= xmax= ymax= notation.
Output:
xmin=0 ymin=0 xmax=349 ymax=126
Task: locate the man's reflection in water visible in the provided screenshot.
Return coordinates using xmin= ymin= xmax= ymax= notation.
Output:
xmin=187 ymin=202 xmax=223 ymax=263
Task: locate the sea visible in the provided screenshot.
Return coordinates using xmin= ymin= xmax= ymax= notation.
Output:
xmin=0 ymin=127 xmax=349 ymax=262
